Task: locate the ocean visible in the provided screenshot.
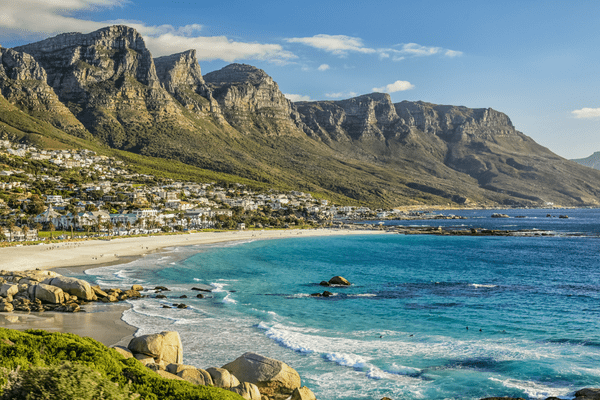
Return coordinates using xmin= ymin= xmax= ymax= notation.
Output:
xmin=84 ymin=208 xmax=600 ymax=400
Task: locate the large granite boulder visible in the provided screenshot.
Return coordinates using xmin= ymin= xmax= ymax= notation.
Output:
xmin=222 ymin=352 xmax=301 ymax=400
xmin=228 ymin=382 xmax=262 ymax=400
xmin=206 ymin=367 xmax=240 ymax=389
xmin=128 ymin=331 xmax=183 ymax=364
xmin=178 ymin=368 xmax=214 ymax=386
xmin=43 ymin=276 xmax=94 ymax=300
xmin=27 ymin=284 xmax=65 ymax=304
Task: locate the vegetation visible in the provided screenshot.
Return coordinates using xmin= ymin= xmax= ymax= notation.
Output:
xmin=0 ymin=328 xmax=242 ymax=400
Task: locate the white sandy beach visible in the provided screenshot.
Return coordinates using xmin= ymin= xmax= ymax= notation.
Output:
xmin=0 ymin=228 xmax=387 ymax=272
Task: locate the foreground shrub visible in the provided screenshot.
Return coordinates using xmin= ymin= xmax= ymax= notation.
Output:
xmin=0 ymin=361 xmax=133 ymax=400
xmin=0 ymin=328 xmax=242 ymax=400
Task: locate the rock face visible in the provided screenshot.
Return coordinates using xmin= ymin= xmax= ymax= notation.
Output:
xmin=222 ymin=352 xmax=301 ymax=400
xmin=204 ymin=63 xmax=303 ymax=135
xmin=127 ymin=331 xmax=183 ymax=364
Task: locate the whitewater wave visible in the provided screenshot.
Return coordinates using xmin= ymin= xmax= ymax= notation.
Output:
xmin=471 ymin=284 xmax=498 ymax=289
xmin=489 ymin=377 xmax=572 ymax=399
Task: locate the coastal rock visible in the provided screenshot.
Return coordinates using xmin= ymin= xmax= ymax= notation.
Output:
xmin=322 ymin=291 xmax=333 ymax=297
xmin=0 ymin=301 xmax=14 ymax=312
xmin=128 ymin=331 xmax=183 ymax=364
xmin=134 ymin=353 xmax=156 ymax=365
xmin=575 ymin=388 xmax=600 ymax=400
xmin=43 ymin=276 xmax=94 ymax=300
xmin=206 ymin=367 xmax=240 ymax=388
xmin=228 ymin=382 xmax=262 ymax=400
xmin=155 ymin=370 xmax=185 ymax=381
xmin=131 ymin=284 xmax=144 ymax=291
xmin=111 ymin=345 xmax=133 ymax=359
xmin=0 ymin=284 xmax=18 ymax=298
xmin=480 ymin=398 xmax=526 ymax=400
xmin=222 ymin=352 xmax=301 ymax=400
xmin=319 ymin=281 xmax=330 ymax=287
xmin=177 ymin=368 xmax=214 ymax=386
xmin=491 ymin=213 xmax=510 ymax=218
xmin=27 ymin=284 xmax=65 ymax=304
xmin=291 ymin=386 xmax=317 ymax=400
xmin=328 ymin=276 xmax=351 ymax=285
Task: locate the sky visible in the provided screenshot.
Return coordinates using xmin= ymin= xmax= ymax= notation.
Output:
xmin=0 ymin=0 xmax=599 ymax=159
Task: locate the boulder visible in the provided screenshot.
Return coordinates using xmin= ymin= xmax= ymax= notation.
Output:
xmin=178 ymin=368 xmax=214 ymax=386
xmin=222 ymin=352 xmax=301 ymax=400
xmin=128 ymin=331 xmax=183 ymax=364
xmin=319 ymin=281 xmax=330 ymax=287
xmin=292 ymin=386 xmax=317 ymax=400
xmin=0 ymin=302 xmax=14 ymax=312
xmin=111 ymin=345 xmax=133 ymax=359
xmin=132 ymin=284 xmax=144 ymax=291
xmin=91 ymin=285 xmax=108 ymax=297
xmin=43 ymin=276 xmax=94 ymax=300
xmin=229 ymin=382 xmax=262 ymax=400
xmin=0 ymin=284 xmax=18 ymax=298
xmin=133 ymin=353 xmax=155 ymax=365
xmin=328 ymin=276 xmax=350 ymax=286
xmin=166 ymin=363 xmax=196 ymax=375
xmin=206 ymin=367 xmax=240 ymax=388
xmin=575 ymin=389 xmax=600 ymax=400
xmin=27 ymin=284 xmax=65 ymax=304
xmin=155 ymin=370 xmax=185 ymax=381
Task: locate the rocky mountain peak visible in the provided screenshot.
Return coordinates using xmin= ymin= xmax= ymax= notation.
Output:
xmin=203 ymin=63 xmax=272 ymax=86
xmin=154 ymin=49 xmax=204 ymax=93
xmin=0 ymin=48 xmax=47 ymax=81
xmin=14 ymin=25 xmax=160 ymax=101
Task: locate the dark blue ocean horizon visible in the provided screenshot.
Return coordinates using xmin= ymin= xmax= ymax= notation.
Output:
xmin=86 ymin=208 xmax=600 ymax=400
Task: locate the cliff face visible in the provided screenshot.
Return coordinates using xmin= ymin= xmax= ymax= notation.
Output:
xmin=204 ymin=64 xmax=302 ymax=135
xmin=2 ymin=25 xmax=600 ymax=207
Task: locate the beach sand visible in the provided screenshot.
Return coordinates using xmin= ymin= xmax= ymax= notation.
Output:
xmin=0 ymin=228 xmax=386 ymax=346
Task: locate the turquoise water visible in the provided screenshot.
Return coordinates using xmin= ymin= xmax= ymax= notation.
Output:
xmin=85 ymin=209 xmax=600 ymax=400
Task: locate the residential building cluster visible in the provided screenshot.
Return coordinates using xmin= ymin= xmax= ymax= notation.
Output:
xmin=0 ymin=140 xmax=394 ymax=242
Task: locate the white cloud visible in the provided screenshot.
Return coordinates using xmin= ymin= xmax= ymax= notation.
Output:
xmin=384 ymin=43 xmax=463 ymax=61
xmin=372 ymin=80 xmax=415 ymax=93
xmin=325 ymin=92 xmax=358 ymax=99
xmin=317 ymin=64 xmax=330 ymax=71
xmin=285 ymin=93 xmax=311 ymax=102
xmin=572 ymin=107 xmax=600 ymax=119
xmin=285 ymin=34 xmax=376 ymax=56
xmin=0 ymin=0 xmax=297 ymax=63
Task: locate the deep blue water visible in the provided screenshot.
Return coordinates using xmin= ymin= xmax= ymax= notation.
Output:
xmin=85 ymin=208 xmax=600 ymax=400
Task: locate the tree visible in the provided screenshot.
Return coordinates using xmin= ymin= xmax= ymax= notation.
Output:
xmin=48 ymin=222 xmax=55 ymax=239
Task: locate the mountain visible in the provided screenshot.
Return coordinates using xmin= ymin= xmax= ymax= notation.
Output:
xmin=2 ymin=25 xmax=600 ymax=207
xmin=572 ymin=152 xmax=600 ymax=170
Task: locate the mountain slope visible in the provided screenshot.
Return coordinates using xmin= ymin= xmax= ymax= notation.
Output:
xmin=2 ymin=25 xmax=600 ymax=207
xmin=572 ymin=152 xmax=600 ymax=171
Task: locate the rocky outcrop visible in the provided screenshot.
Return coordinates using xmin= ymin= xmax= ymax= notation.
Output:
xmin=204 ymin=63 xmax=303 ymax=135
xmin=43 ymin=276 xmax=95 ymax=300
xmin=154 ymin=50 xmax=220 ymax=116
xmin=575 ymin=388 xmax=600 ymax=400
xmin=222 ymin=352 xmax=301 ymax=400
xmin=127 ymin=331 xmax=183 ymax=364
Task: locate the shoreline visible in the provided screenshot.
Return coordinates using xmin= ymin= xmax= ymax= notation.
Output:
xmin=0 ymin=228 xmax=388 ymax=347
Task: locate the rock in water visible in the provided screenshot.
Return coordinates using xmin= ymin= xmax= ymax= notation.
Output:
xmin=128 ymin=331 xmax=183 ymax=364
xmin=328 ymin=276 xmax=351 ymax=285
xmin=575 ymin=388 xmax=600 ymax=400
xmin=222 ymin=352 xmax=301 ymax=400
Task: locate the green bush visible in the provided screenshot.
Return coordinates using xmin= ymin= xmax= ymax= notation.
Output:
xmin=0 ymin=361 xmax=133 ymax=400
xmin=0 ymin=328 xmax=242 ymax=400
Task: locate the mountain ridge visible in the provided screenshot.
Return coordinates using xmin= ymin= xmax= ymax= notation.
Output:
xmin=2 ymin=25 xmax=600 ymax=208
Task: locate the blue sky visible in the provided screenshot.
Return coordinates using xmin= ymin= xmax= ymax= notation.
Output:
xmin=1 ymin=0 xmax=599 ymax=159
